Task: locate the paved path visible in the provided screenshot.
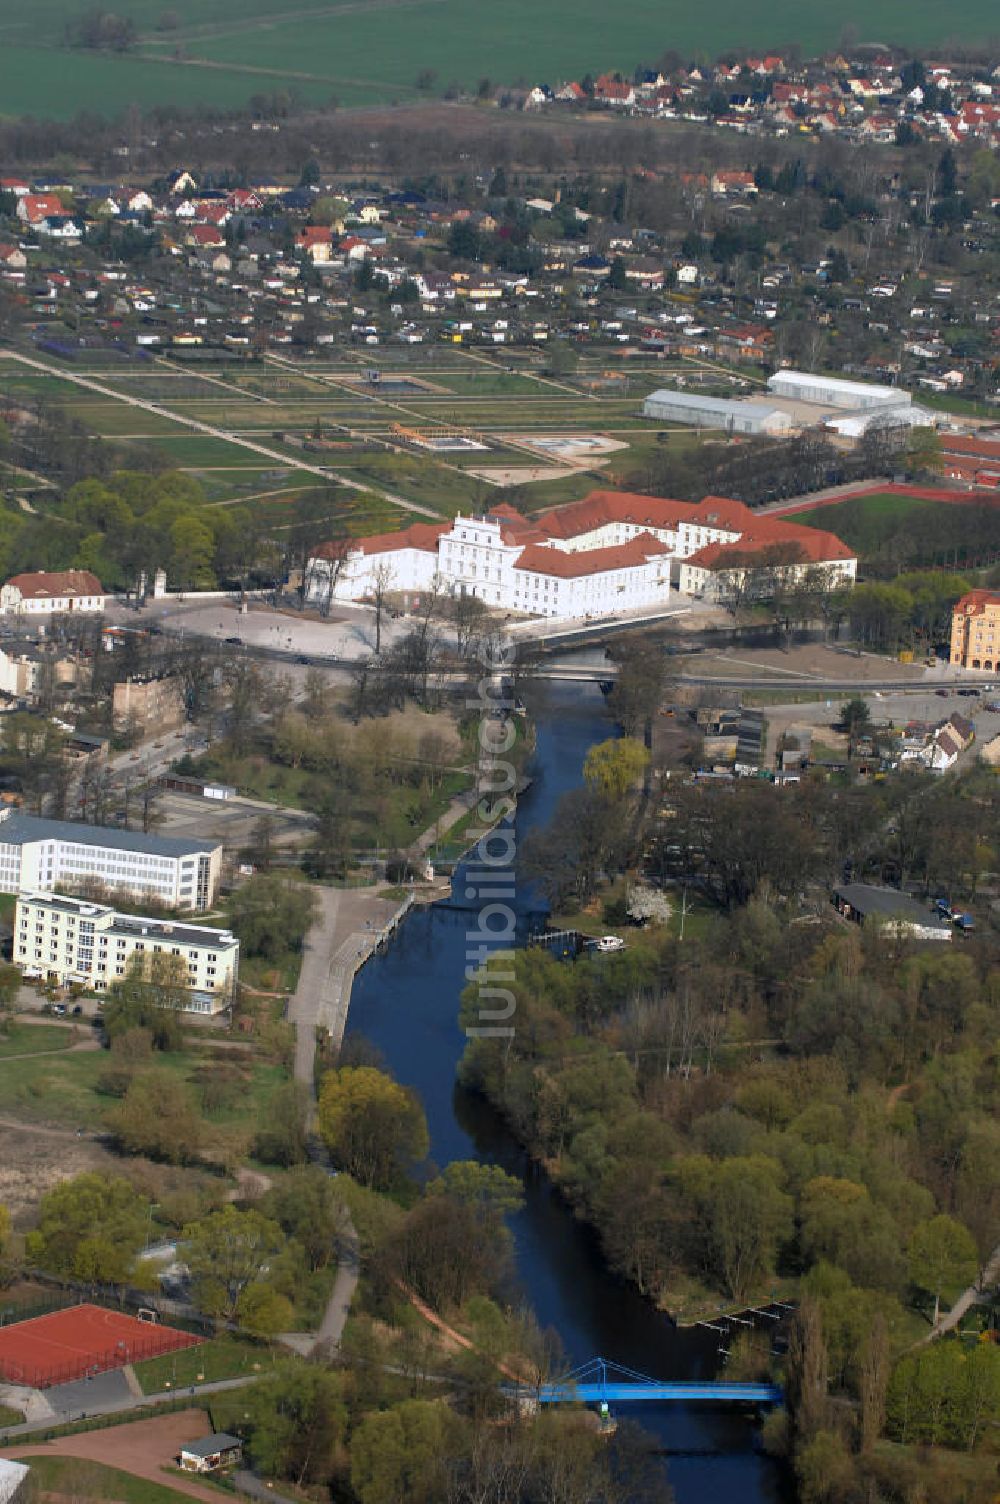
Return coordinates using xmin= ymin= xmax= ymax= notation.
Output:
xmin=408 ymin=787 xmax=479 ymax=857
xmin=921 ymin=1238 xmax=1000 ymax=1343
xmin=287 ymin=883 xmax=407 ymax=1357
xmin=0 ymin=350 xmax=439 ymax=520
xmin=288 ymin=886 xmax=400 ymax=1084
xmin=0 ymin=1376 xmax=259 ymax=1440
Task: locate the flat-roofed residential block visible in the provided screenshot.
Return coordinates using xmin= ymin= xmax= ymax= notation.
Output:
xmin=14 ymin=892 xmax=239 ymax=1012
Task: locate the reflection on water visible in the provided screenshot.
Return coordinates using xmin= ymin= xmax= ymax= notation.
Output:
xmin=347 ymin=686 xmax=788 ymax=1502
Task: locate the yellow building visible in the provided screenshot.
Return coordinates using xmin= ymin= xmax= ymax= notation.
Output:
xmin=951 ymin=590 xmax=1000 ymax=670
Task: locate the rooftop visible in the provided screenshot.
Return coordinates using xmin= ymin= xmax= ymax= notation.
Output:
xmin=181 ymin=1434 xmax=242 ymax=1459
xmin=3 ymin=569 xmax=104 ymax=601
xmin=19 ymin=892 xmax=236 ymax=948
xmin=0 ymin=811 xmax=218 ymax=859
xmin=833 ymin=883 xmax=950 ymax=928
xmin=643 ymin=389 xmax=789 ymax=419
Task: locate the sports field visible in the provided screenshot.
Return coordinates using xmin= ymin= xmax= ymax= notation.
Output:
xmin=0 ymin=1304 xmax=199 ymax=1388
xmin=0 ymin=0 xmax=997 ymax=120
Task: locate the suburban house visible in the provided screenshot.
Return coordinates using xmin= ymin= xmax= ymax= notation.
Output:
xmin=832 ymin=883 xmax=953 ymax=942
xmin=307 ymin=489 xmax=856 ymax=620
xmin=16 ymin=193 xmax=64 ymax=224
xmin=0 ymin=569 xmax=106 ymax=617
xmin=950 ymin=590 xmax=1000 ymax=670
xmin=14 ymin=892 xmax=239 ymax=1010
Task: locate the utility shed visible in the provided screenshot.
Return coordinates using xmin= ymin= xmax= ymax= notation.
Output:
xmin=766 ymin=369 xmax=908 ymax=409
xmin=642 ymin=389 xmax=792 ymax=434
xmin=832 ymin=883 xmax=952 ymax=942
xmin=178 ymin=1434 xmax=243 ymax=1474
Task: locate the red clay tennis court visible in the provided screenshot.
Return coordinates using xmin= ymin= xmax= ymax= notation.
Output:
xmin=0 ymin=1303 xmax=201 ymax=1388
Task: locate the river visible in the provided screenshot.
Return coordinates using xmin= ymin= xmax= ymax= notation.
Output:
xmin=346 ymin=685 xmax=788 ymax=1502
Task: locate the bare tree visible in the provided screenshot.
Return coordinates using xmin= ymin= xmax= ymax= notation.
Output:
xmin=370 ymin=562 xmax=394 ymax=655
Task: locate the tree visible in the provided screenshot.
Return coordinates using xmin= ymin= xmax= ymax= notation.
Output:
xmin=786 ymin=1295 xmax=829 ymax=1444
xmin=582 ymin=737 xmax=650 ymax=800
xmin=700 ymin=1156 xmax=793 ymax=1301
xmin=370 ymin=560 xmax=393 ymax=655
xmin=607 ymin=255 xmax=628 ymax=290
xmin=607 ymin=641 xmax=668 ymax=736
xmin=794 ymin=1430 xmax=856 ymax=1504
xmin=25 ymin=1174 xmax=148 ymax=1285
xmin=229 ymin=875 xmax=317 ymax=961
xmin=236 ymin=1282 xmax=295 ymax=1338
xmin=426 ymin=1160 xmax=523 ymax=1215
xmin=317 ymin=1066 xmax=428 ymax=1189
xmin=859 ymin=1312 xmax=889 ymax=1451
xmin=262 ymin=1164 xmax=350 ymax=1270
xmin=253 ymin=1080 xmax=310 ymax=1167
xmin=244 ymin=1361 xmax=346 ymax=1485
xmin=905 ymin=426 xmax=942 ymax=478
xmin=183 ymin=1204 xmax=285 ymax=1319
xmin=908 ymin=1214 xmax=978 ymax=1325
xmin=106 ymin=1070 xmax=203 ymax=1164
xmin=839 ymin=696 xmax=870 ymax=754
xmin=0 ymin=964 xmax=19 ymax=1033
xmin=102 ymin=956 xmax=186 ymax=1052
xmin=350 ymin=1399 xmax=455 ymax=1504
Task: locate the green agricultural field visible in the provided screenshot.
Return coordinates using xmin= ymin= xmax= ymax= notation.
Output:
xmin=0 ymin=0 xmax=997 ymax=120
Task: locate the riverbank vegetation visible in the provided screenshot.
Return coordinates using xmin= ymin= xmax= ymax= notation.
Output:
xmin=459 ymin=735 xmax=1000 ymax=1501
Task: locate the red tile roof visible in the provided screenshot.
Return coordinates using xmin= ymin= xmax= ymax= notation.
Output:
xmin=953 ymin=589 xmax=1000 ymax=618
xmin=514 ymin=534 xmax=668 ymax=578
xmin=685 ymin=522 xmax=856 ymax=570
xmin=5 ymin=570 xmax=104 ymax=600
xmin=326 ymin=522 xmax=449 ymax=558
xmin=21 ymin=194 xmax=64 ymax=223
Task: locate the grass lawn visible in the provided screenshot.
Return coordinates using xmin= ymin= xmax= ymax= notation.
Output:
xmin=0 ymin=1022 xmax=79 ymax=1058
xmin=182 ymin=741 xmax=473 ymax=851
xmin=134 ymin=1335 xmax=269 ymax=1395
xmin=0 ymin=1041 xmax=287 ymax=1130
xmin=794 ymin=494 xmax=957 ymax=557
xmin=0 ymin=1404 xmax=23 ymax=1425
xmin=18 ymin=1456 xmax=199 ymax=1503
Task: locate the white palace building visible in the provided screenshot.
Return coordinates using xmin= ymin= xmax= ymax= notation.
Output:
xmin=307 ymin=490 xmax=856 ymax=621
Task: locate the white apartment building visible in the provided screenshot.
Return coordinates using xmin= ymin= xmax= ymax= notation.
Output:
xmin=15 ymin=892 xmax=239 ymax=1013
xmin=307 ymin=490 xmax=857 ymax=620
xmin=0 ymin=810 xmax=221 ymax=911
xmin=0 ymin=570 xmax=106 ymax=617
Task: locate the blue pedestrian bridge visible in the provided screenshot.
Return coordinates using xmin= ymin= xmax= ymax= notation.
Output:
xmin=527 ymin=1358 xmax=782 ymax=1408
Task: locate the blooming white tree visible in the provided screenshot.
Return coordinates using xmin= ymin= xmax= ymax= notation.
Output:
xmin=627 ymin=885 xmax=672 ymax=926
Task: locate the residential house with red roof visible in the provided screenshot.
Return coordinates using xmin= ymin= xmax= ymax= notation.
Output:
xmin=0 ymin=570 xmax=106 ymax=617
xmin=16 ymin=193 xmax=65 ymax=225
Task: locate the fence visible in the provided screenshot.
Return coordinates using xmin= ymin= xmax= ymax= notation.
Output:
xmin=0 ymin=1324 xmax=201 ymax=1390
